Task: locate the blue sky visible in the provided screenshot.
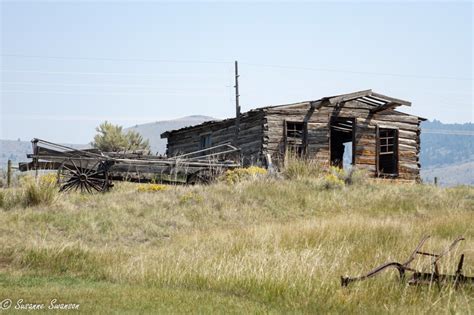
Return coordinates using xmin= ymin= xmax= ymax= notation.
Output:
xmin=1 ymin=1 xmax=472 ymax=143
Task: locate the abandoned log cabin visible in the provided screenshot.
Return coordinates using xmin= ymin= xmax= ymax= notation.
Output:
xmin=161 ymin=89 xmax=426 ymax=181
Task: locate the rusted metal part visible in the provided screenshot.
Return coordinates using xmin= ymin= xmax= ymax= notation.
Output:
xmin=19 ymin=138 xmax=241 ymax=193
xmin=341 ymin=236 xmax=474 ymax=287
xmin=409 ymin=254 xmax=474 ymax=287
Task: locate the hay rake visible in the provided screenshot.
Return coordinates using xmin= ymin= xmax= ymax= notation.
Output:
xmin=341 ymin=236 xmax=474 ymax=288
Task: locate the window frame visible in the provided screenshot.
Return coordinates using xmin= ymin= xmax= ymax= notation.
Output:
xmin=376 ymin=126 xmax=399 ymax=177
xmin=199 ymin=133 xmax=212 ymax=150
xmin=284 ymin=120 xmax=306 ymax=157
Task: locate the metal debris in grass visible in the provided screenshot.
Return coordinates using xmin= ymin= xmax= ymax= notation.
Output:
xmin=341 ymin=236 xmax=474 ymax=288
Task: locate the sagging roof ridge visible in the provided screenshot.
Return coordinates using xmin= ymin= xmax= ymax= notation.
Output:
xmin=161 ymin=90 xmax=424 ymax=138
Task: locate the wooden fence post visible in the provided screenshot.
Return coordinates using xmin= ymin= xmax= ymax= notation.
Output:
xmin=7 ymin=159 xmax=12 ymax=188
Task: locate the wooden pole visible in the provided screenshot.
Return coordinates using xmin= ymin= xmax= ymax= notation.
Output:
xmin=234 ymin=60 xmax=240 ymax=145
xmin=7 ymin=159 xmax=12 ymax=188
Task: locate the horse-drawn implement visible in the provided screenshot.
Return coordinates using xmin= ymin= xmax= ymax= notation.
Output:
xmin=341 ymin=236 xmax=474 ymax=288
xmin=19 ymin=138 xmax=240 ymax=193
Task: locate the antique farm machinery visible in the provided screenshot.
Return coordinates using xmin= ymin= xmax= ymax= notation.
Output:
xmin=19 ymin=138 xmax=240 ymax=193
xmin=341 ymin=236 xmax=474 ymax=288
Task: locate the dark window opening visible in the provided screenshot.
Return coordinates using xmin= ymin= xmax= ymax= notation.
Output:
xmin=378 ymin=128 xmax=398 ymax=176
xmin=199 ymin=133 xmax=212 ymax=150
xmin=330 ymin=118 xmax=354 ymax=169
xmin=285 ymin=121 xmax=305 ymax=157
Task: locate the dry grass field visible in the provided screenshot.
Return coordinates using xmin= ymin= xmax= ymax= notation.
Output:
xmin=0 ymin=167 xmax=473 ymax=313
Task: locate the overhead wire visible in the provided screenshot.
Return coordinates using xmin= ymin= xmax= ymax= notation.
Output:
xmin=2 ymin=81 xmax=224 ymax=90
xmin=239 ymin=62 xmax=473 ymax=81
xmin=1 ymin=53 xmax=232 ymax=65
xmin=0 ymin=69 xmax=227 ymax=78
xmin=0 ymin=89 xmax=228 ymax=96
xmin=1 ymin=53 xmax=471 ymax=116
xmin=1 ymin=53 xmax=471 ymax=81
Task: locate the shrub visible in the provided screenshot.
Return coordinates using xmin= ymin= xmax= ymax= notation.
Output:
xmin=92 ymin=121 xmax=150 ymax=152
xmin=329 ymin=166 xmax=346 ymax=179
xmin=137 ymin=183 xmax=168 ymax=192
xmin=222 ymin=166 xmax=267 ymax=184
xmin=322 ymin=173 xmax=345 ymax=189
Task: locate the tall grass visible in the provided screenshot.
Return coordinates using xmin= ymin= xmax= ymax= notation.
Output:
xmin=282 ymin=155 xmax=324 ymax=179
xmin=0 ymin=171 xmax=472 ymax=313
xmin=0 ymin=174 xmax=57 ymax=209
xmin=282 ymin=156 xmax=369 ymax=189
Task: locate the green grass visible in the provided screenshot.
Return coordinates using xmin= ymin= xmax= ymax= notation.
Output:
xmin=0 ymin=175 xmax=473 ymax=314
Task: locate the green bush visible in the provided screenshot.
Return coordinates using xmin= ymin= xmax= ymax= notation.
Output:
xmin=92 ymin=121 xmax=150 ymax=152
xmin=222 ymin=166 xmax=268 ymax=184
xmin=322 ymin=173 xmax=345 ymax=189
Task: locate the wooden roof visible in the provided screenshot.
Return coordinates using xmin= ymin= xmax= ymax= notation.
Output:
xmin=161 ymin=90 xmax=423 ymax=138
xmin=322 ymin=89 xmax=411 ymax=112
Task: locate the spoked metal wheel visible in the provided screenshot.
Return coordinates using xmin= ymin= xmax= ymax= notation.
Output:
xmin=58 ymin=158 xmax=112 ymax=193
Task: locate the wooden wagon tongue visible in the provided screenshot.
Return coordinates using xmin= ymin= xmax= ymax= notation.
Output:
xmin=341 ymin=236 xmax=474 ymax=288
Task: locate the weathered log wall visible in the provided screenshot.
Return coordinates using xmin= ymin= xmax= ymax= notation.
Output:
xmin=166 ymin=111 xmax=265 ymax=166
xmin=262 ymin=100 xmax=421 ymax=181
xmin=263 ymin=102 xmax=330 ymax=166
xmin=164 ymin=99 xmax=422 ymax=181
xmin=374 ymin=110 xmax=421 ymax=181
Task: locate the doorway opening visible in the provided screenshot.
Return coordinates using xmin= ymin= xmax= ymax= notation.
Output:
xmin=330 ymin=117 xmax=354 ymax=170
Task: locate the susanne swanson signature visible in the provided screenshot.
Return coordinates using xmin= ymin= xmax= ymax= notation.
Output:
xmin=13 ymin=298 xmax=80 ymax=310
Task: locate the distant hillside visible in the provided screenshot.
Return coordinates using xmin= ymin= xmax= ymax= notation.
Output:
xmin=0 ymin=139 xmax=33 ymax=167
xmin=421 ymin=161 xmax=474 ymax=186
xmin=420 ymin=120 xmax=474 ymax=168
xmin=124 ymin=115 xmax=215 ymax=154
xmin=0 ymin=140 xmax=89 ymax=169
xmin=418 ymin=120 xmax=474 ymax=185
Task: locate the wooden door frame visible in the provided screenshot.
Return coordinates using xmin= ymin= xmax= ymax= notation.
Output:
xmin=329 ymin=116 xmax=356 ymax=168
